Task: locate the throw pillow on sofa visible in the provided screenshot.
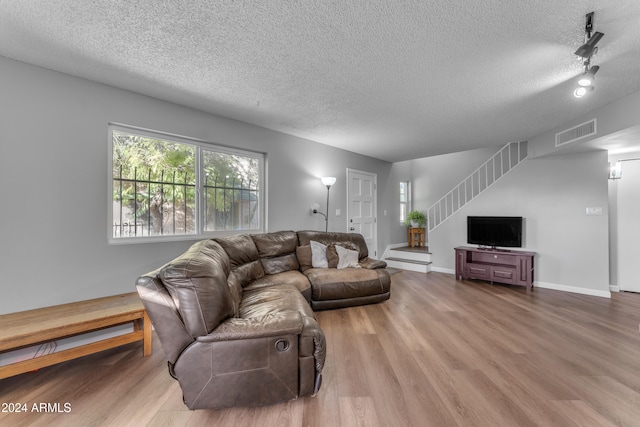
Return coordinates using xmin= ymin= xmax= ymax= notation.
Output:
xmin=310 ymin=240 xmax=329 ymax=268
xmin=335 ymin=245 xmax=361 ymax=269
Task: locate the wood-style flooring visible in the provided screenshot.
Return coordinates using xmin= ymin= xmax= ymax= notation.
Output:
xmin=2 ymin=271 xmax=640 ymax=426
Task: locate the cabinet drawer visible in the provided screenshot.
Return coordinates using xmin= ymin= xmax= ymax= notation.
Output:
xmin=491 ymin=267 xmax=516 ymax=284
xmin=473 ymin=251 xmax=514 ymax=265
xmin=467 ymin=264 xmax=490 ymax=279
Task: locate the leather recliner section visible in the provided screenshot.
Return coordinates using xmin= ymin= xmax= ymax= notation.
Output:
xmin=136 ymin=229 xmax=391 ymax=410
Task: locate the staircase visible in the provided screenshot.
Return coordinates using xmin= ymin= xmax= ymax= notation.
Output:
xmin=385 ymin=246 xmax=432 ymax=273
xmin=384 ymin=141 xmax=527 ymax=273
xmin=428 ymin=141 xmax=528 ymax=232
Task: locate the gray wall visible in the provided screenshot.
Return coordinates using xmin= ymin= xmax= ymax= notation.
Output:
xmin=529 ymin=90 xmax=640 ymax=159
xmin=402 ymin=142 xmax=610 ymax=295
xmin=386 ymin=146 xmax=500 ymax=244
xmin=426 ymin=151 xmax=610 ymax=295
xmin=399 ymin=88 xmax=640 ymax=296
xmin=0 ymin=56 xmax=392 ymax=313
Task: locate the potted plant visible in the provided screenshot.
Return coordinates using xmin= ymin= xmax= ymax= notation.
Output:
xmin=405 ymin=210 xmax=426 ymax=228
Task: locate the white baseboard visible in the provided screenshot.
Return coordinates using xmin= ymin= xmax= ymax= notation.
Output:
xmin=609 ymin=285 xmax=620 ymax=292
xmin=430 ymin=266 xmax=455 ymax=275
xmin=535 ymin=281 xmax=611 ymax=299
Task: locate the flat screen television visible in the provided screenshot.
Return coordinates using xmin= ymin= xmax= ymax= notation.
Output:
xmin=467 ymin=216 xmax=523 ymax=248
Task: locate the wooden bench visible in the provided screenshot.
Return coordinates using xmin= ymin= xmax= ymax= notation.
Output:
xmin=0 ymin=292 xmax=151 ymax=380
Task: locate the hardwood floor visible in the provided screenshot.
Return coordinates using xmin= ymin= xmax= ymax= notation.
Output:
xmin=2 ymin=271 xmax=640 ymax=426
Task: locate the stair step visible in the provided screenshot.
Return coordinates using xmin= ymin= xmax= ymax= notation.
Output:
xmin=385 ymin=257 xmax=432 ymax=266
xmin=390 ymin=245 xmax=431 ymax=254
xmin=388 ymin=248 xmax=431 ymax=263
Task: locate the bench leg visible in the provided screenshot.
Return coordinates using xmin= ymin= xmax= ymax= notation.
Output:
xmin=134 ymin=311 xmax=153 ymax=356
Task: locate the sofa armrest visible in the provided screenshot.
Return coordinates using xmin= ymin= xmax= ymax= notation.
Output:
xmin=197 ymin=311 xmax=304 ymax=342
xmin=359 ymin=257 xmax=387 ymax=269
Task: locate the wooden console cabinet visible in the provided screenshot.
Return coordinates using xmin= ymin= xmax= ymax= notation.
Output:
xmin=455 ymin=246 xmax=535 ymax=291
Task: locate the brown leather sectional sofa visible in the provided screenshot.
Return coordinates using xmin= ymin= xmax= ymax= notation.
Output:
xmin=136 ymin=230 xmax=390 ymax=410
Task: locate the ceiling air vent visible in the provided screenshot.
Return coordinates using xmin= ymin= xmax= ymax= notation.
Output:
xmin=555 ymin=119 xmax=597 ymax=147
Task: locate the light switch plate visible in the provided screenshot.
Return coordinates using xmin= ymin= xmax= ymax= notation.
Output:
xmin=586 ymin=207 xmax=603 ymax=216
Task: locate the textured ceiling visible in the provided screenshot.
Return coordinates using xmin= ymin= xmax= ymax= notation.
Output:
xmin=2 ymin=0 xmax=640 ymax=162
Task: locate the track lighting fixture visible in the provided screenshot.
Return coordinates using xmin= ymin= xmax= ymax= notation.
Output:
xmin=574 ymin=32 xmax=605 ymax=59
xmin=577 ymin=65 xmax=599 ymax=87
xmin=573 ymin=12 xmax=604 ymax=99
xmin=573 ymin=86 xmax=594 ymax=98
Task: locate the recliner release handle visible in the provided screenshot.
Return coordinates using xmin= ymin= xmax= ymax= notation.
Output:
xmin=275 ymin=339 xmax=290 ymax=352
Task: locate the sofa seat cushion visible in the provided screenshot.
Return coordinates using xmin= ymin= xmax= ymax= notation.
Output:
xmin=359 ymin=257 xmax=388 ymax=270
xmin=304 ymin=268 xmax=390 ymax=301
xmin=240 ymin=284 xmax=316 ymax=321
xmin=244 ymin=270 xmax=312 ymax=302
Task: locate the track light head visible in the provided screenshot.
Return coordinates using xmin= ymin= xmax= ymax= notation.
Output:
xmin=574 ymin=85 xmax=594 ymax=98
xmin=578 ymin=65 xmax=600 ymax=87
xmin=574 ymin=31 xmax=605 ymax=58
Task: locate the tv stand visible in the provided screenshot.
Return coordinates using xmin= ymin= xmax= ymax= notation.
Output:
xmin=478 ymin=246 xmax=510 ymax=252
xmin=455 ymin=246 xmax=535 ymax=291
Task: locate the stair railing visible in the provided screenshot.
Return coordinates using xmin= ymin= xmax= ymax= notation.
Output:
xmin=427 ymin=141 xmax=528 ymax=232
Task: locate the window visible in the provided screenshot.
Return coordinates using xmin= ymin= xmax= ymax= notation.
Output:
xmin=399 ymin=181 xmax=410 ymax=224
xmin=109 ymin=124 xmax=264 ymax=243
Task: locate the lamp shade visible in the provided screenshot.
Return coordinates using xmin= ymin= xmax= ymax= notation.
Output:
xmin=321 ymin=176 xmax=337 ymax=187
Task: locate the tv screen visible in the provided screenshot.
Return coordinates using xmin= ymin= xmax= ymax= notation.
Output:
xmin=467 ymin=216 xmax=523 ymax=248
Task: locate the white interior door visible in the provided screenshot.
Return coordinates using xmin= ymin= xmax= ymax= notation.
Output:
xmin=617 ymin=160 xmax=640 ymax=292
xmin=347 ymin=169 xmax=378 ymax=258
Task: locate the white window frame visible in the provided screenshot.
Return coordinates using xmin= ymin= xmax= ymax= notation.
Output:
xmin=108 ymin=123 xmax=266 ymax=244
xmin=400 ymin=180 xmax=411 ymax=225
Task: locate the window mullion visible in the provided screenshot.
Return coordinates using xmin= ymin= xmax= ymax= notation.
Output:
xmin=195 ymin=145 xmax=203 ymax=235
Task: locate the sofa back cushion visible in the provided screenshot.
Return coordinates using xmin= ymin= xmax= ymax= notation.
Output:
xmin=159 ymin=239 xmax=235 ymax=338
xmin=215 ymin=234 xmax=265 ymax=284
xmin=251 ymin=230 xmax=300 ymax=274
xmin=297 ymin=230 xmax=369 ymax=260
xmin=215 ymin=234 xmax=265 ymax=313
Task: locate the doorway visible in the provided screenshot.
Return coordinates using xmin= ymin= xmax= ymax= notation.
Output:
xmin=614 ymin=158 xmax=640 ymax=293
xmin=346 ymin=169 xmax=378 ymax=258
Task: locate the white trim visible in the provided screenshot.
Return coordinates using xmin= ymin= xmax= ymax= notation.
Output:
xmin=382 ymin=242 xmax=408 ymax=260
xmin=346 ymin=168 xmax=378 ymax=257
xmin=108 ymin=123 xmax=266 ymax=244
xmin=431 ymin=266 xmax=455 ymax=275
xmin=609 ymin=285 xmax=620 ymax=293
xmin=534 ymin=281 xmax=611 ymax=299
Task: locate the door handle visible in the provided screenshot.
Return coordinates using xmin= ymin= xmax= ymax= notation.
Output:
xmin=350 ymin=227 xmax=355 ymax=231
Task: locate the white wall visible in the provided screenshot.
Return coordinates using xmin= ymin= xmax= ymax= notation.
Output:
xmin=0 ymin=56 xmax=392 ymax=313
